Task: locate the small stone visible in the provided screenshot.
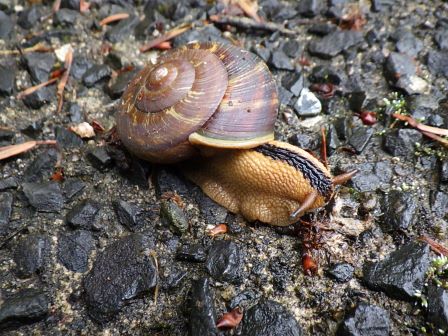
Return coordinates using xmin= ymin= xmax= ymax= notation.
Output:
xmin=327 ymin=263 xmax=354 ymax=283
xmin=172 ymin=25 xmax=225 ymax=48
xmin=66 ymin=199 xmax=101 ymax=230
xmin=55 ymin=126 xmax=84 ymax=148
xmin=338 ymin=303 xmax=391 ymax=336
xmin=395 ymin=75 xmax=428 ymax=95
xmin=107 ymin=69 xmax=139 ymax=99
xmin=154 ymin=168 xmax=190 ymax=197
xmin=17 ymin=5 xmax=43 ymax=29
xmin=160 ymin=199 xmax=189 ymax=235
xmin=294 ymin=88 xmax=322 ymax=117
xmin=13 ymin=234 xmax=50 ymax=278
xmin=67 ymin=102 xmax=83 ymax=123
xmin=22 ymin=86 xmax=54 ymax=109
xmin=310 ymin=66 xmax=343 ymax=85
xmin=53 ymin=8 xmax=79 ymax=26
xmin=23 ymin=149 xmax=59 ymax=183
xmin=383 ymin=129 xmax=422 ymax=160
xmin=0 ymin=177 xmax=18 ymax=191
xmin=308 ymin=23 xmax=337 ymax=36
xmin=384 ymin=52 xmax=416 ymax=82
xmin=22 ymin=182 xmax=64 ymax=212
xmin=63 ymin=178 xmax=86 ymax=201
xmin=381 ymin=190 xmax=418 ymax=231
xmin=426 ymin=50 xmax=448 ymax=77
xmin=250 ymin=45 xmax=271 ymax=63
xmin=206 ymin=240 xmax=244 ymax=284
xmin=229 ymin=290 xmax=260 ymax=310
xmin=176 ymin=243 xmax=207 ymax=262
xmin=82 ymin=64 xmax=111 ymax=88
xmin=270 ymin=50 xmax=294 ymax=71
xmin=431 ymin=191 xmax=448 ymax=218
xmin=427 ymin=284 xmax=448 ymax=330
xmin=348 ymin=127 xmax=374 ymax=154
xmin=241 ymin=299 xmax=303 ymax=336
xmin=282 ymin=72 xmax=304 ymax=96
xmin=441 ymin=160 xmax=448 ymax=183
xmin=195 ymin=193 xmax=228 ymax=224
xmin=0 ymin=192 xmax=13 ymax=235
xmin=71 ymin=55 xmax=93 ymax=80
xmin=297 ymin=0 xmax=324 ymax=17
xmin=86 ymin=147 xmax=113 ymax=170
xmin=162 ymin=268 xmax=188 ymax=290
xmin=61 ymin=0 xmax=80 ymax=9
xmin=288 ymin=133 xmax=318 ymax=150
xmin=371 ymin=0 xmax=395 ymax=11
xmin=113 ymin=200 xmax=142 ymax=231
xmin=350 ymin=161 xmax=392 ymax=192
xmin=282 ymin=39 xmax=301 ymax=58
xmin=0 ymin=289 xmax=49 ymax=330
xmin=396 ymin=33 xmax=423 ymax=57
xmin=23 ymin=52 xmax=55 ymax=84
xmin=363 ymin=242 xmax=430 ymax=301
xmin=435 ymin=29 xmax=448 ymax=50
xmin=106 ymin=15 xmax=139 ymax=43
xmin=0 ymin=10 xmax=13 ymax=39
xmin=0 ymin=63 xmax=15 ymax=96
xmin=189 ymin=278 xmax=219 ymax=336
xmin=278 ymin=86 xmax=294 ymax=106
xmin=58 ymin=230 xmax=94 ymax=272
xmin=308 ymin=30 xmax=363 ymax=59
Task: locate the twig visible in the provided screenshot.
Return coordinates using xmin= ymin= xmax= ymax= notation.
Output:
xmin=140 ymin=23 xmax=193 ymax=53
xmin=17 ymin=77 xmax=59 ymax=99
xmin=99 ymin=13 xmax=130 ymax=26
xmin=56 ymin=46 xmax=73 ymax=113
xmin=209 ymin=15 xmax=299 ymax=35
xmin=419 ymin=236 xmax=448 ymax=256
xmin=149 ymin=250 xmax=159 ymax=304
xmin=0 ymin=42 xmax=52 ymax=56
xmin=0 ymin=140 xmax=57 ymax=161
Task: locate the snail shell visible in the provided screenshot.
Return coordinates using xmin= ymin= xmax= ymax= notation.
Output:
xmin=116 ymin=42 xmax=278 ymax=163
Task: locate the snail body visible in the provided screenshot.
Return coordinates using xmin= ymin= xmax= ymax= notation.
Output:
xmin=116 ymin=42 xmax=355 ymax=226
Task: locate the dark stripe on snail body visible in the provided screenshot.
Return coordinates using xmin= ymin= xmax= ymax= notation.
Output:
xmin=116 ymin=41 xmax=356 ymax=226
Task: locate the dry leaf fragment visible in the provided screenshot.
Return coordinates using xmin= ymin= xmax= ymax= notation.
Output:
xmin=207 ymin=223 xmax=228 ymax=237
xmin=69 ymin=122 xmax=95 ymax=138
xmin=216 ymin=307 xmax=243 ymax=329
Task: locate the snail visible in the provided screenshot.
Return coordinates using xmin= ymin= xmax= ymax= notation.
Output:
xmin=116 ymin=42 xmax=356 ymax=226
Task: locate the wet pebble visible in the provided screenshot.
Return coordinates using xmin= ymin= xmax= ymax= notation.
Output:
xmin=348 ymin=126 xmax=374 ymax=154
xmin=0 ymin=289 xmax=49 ymax=330
xmin=154 ymin=168 xmax=190 ymax=197
xmin=176 ymin=243 xmax=207 ymax=262
xmin=162 ymin=268 xmax=188 ymax=290
xmin=172 ymin=25 xmax=225 ymax=48
xmin=0 ymin=10 xmax=13 ymax=39
xmin=282 ymin=39 xmax=301 ymax=58
xmin=55 ymin=126 xmax=83 ymax=148
xmin=23 ymin=149 xmax=59 ymax=183
xmin=86 ymin=147 xmax=113 ymax=170
xmin=426 ymin=50 xmax=448 ymax=77
xmin=395 ymin=75 xmax=428 ymax=95
xmin=113 ymin=199 xmax=142 ymax=231
xmin=395 ymin=32 xmax=423 ymax=57
xmin=278 ymin=86 xmax=293 ymax=106
xmin=83 ymin=234 xmax=157 ymax=322
xmin=269 ymin=50 xmax=294 ymax=71
xmin=0 ymin=192 xmax=13 ymax=235
xmin=53 ymin=8 xmax=79 ymax=26
xmin=381 ymin=190 xmax=418 ymax=231
xmin=308 ymin=30 xmax=363 ymax=59
xmin=294 ymin=88 xmax=322 ymax=117
xmin=58 ymin=230 xmax=94 ymax=272
xmin=427 ymin=284 xmax=448 ymax=330
xmin=435 ymin=29 xmax=448 ymax=50
xmin=63 ymin=178 xmax=86 ymax=201
xmin=205 ymin=240 xmax=244 ymax=284
xmin=384 ymin=52 xmax=416 ymax=83
xmin=0 ymin=177 xmax=18 ymax=191
xmin=22 ymin=86 xmax=54 ymax=109
xmin=288 ymin=133 xmax=318 ymax=150
xmin=347 ymin=161 xmax=392 ymax=192
xmin=61 ymin=0 xmax=80 ymax=9
xmin=13 ymin=234 xmax=50 ymax=278
xmin=327 ymin=263 xmax=354 ymax=283
xmin=250 ymin=45 xmax=271 ymax=63
xmin=282 ymin=72 xmax=304 ymax=96
xmin=106 ymin=15 xmax=139 ymax=43
xmin=71 ymin=55 xmax=93 ymax=80
xmin=23 ymin=52 xmax=55 ymax=84
xmin=189 ymin=278 xmax=218 ymax=336
xmin=241 ymin=299 xmax=303 ymax=336
xmin=0 ymin=62 xmax=15 ymax=96
xmin=430 ymin=190 xmax=448 ymax=218
xmin=338 ymin=303 xmax=390 ymax=336
xmin=441 ymin=160 xmax=448 ymax=183
xmin=363 ymin=242 xmax=430 ymax=301
xmin=383 ymin=129 xmax=423 ymax=160
xmin=67 ymin=102 xmax=83 ymax=123
xmin=371 ymin=0 xmax=395 ymax=11
xmin=17 ymin=5 xmax=44 ymax=29
xmin=297 ymin=0 xmax=324 ymax=17
xmin=195 ymin=193 xmax=228 ymax=224
xmin=229 ymin=290 xmax=260 ymax=310
xmin=308 ymin=23 xmax=336 ymax=36
xmin=82 ymin=64 xmax=111 ymax=88
xmin=160 ymin=199 xmax=188 ymax=235
xmin=66 ymin=199 xmax=101 ymax=230
xmin=22 ymin=182 xmax=64 ymax=212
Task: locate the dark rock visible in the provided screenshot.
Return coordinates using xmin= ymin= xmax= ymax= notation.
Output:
xmin=86 ymin=147 xmax=113 ymax=170
xmin=308 ymin=23 xmax=337 ymax=36
xmin=371 ymin=0 xmax=395 ymax=11
xmin=288 ymin=133 xmax=318 ymax=150
xmin=435 ymin=29 xmax=448 ymax=50
xmin=113 ymin=200 xmax=142 ymax=231
xmin=282 ymin=72 xmax=304 ymax=96
xmin=426 ymin=50 xmax=448 ymax=77
xmin=0 ymin=10 xmax=13 ymax=39
xmin=23 ymin=149 xmax=59 ymax=183
xmin=55 ymin=126 xmax=83 ymax=148
xmin=431 ymin=191 xmax=448 ymax=218
xmin=66 ymin=199 xmax=101 ymax=230
xmin=0 ymin=127 xmax=14 ymax=142
xmin=22 ymin=86 xmax=54 ymax=109
xmin=294 ymin=88 xmax=322 ymax=117
xmin=53 ymin=8 xmax=79 ymax=26
xmin=363 ymin=242 xmax=430 ymax=300
xmin=350 ymin=161 xmax=392 ymax=192
xmin=61 ymin=0 xmax=80 ymax=10
xmin=83 ymin=234 xmax=157 ymax=322
xmin=278 ymin=86 xmax=293 ymax=106
xmin=22 ymin=182 xmax=64 ymax=212
xmin=160 ymin=199 xmax=189 ymax=235
xmin=71 ymin=55 xmax=93 ymax=80
xmin=441 ymin=160 xmax=448 ymax=183
xmin=107 ymin=69 xmax=139 ymax=99
xmin=310 ymin=66 xmax=343 ymax=85
xmin=17 ymin=5 xmax=43 ymax=29
xmin=297 ymin=0 xmax=323 ymax=17
xmin=427 ymin=284 xmax=448 ymax=331
xmin=283 ymin=39 xmax=301 ymax=58
xmin=195 ymin=193 xmax=228 ymax=224
xmin=229 ymin=290 xmax=260 ymax=310
xmin=176 ymin=243 xmax=207 ymax=262
xmin=308 ymin=30 xmax=363 ymax=59
xmin=327 ymin=263 xmax=354 ymax=283
xmin=269 ymin=256 xmax=294 ymax=291
xmin=189 ymin=278 xmax=218 ymax=336
xmin=58 ymin=230 xmax=94 ymax=272
xmin=23 ymin=52 xmax=55 ymax=84
xmin=270 ymin=50 xmax=294 ymax=71
xmin=173 ymin=25 xmax=225 ymax=48
xmin=0 ymin=289 xmax=49 ymax=330
xmin=20 ymin=120 xmax=44 ymax=137
xmin=0 ymin=63 xmax=15 ymax=96
xmin=0 ymin=177 xmax=18 ymax=191
xmin=384 ymin=52 xmax=416 ymax=83
xmin=381 ymin=190 xmax=418 ymax=231
xmin=67 ymin=102 xmax=83 ymax=123
xmin=63 ymin=178 xmax=86 ymax=201
xmin=241 ymin=299 xmax=303 ymax=336
xmin=153 ymin=168 xmax=190 ymax=197
xmin=383 ymin=129 xmax=422 ymax=160
xmin=396 ymin=33 xmax=423 ymax=57
xmin=205 ymin=240 xmax=244 ymax=284
xmin=82 ymin=64 xmax=111 ymax=88
xmin=338 ymin=303 xmax=390 ymax=336
xmin=162 ymin=268 xmax=187 ymax=290
xmin=251 ymin=45 xmax=271 ymax=63
xmin=106 ymin=15 xmax=139 ymax=43
xmin=0 ymin=192 xmax=13 ymax=235
xmin=13 ymin=234 xmax=50 ymax=278
xmin=348 ymin=127 xmax=374 ymax=154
